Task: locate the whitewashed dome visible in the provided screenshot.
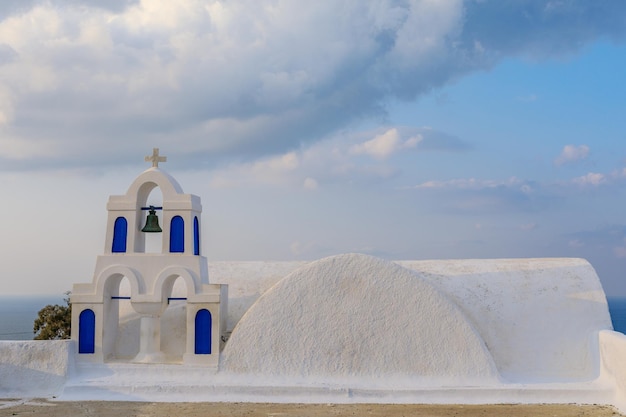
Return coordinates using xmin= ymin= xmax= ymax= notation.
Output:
xmin=221 ymin=253 xmax=499 ymax=382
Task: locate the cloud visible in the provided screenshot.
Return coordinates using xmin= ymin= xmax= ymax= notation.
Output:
xmin=561 ymin=167 xmax=626 ymax=188
xmin=303 ymin=177 xmax=318 ymax=190
xmin=0 ymin=0 xmax=138 ymax=18
xmin=400 ymin=154 xmax=626 ymax=216
xmin=403 ymin=176 xmax=553 ymax=214
xmin=209 ymin=151 xmax=300 ymax=188
xmin=566 ymin=225 xmax=626 ymax=259
xmin=572 ymin=172 xmax=606 ymax=187
xmin=208 ymin=125 xmax=469 ymax=189
xmin=409 ymin=176 xmax=527 ymax=190
xmin=462 ymin=1 xmax=626 ymax=59
xmin=555 ymin=144 xmax=590 ymax=166
xmin=568 ymin=239 xmax=584 ymax=248
xmin=520 ymin=222 xmax=538 ymax=231
xmin=349 ymin=128 xmax=421 ymax=160
xmin=0 ymin=1 xmax=624 ymax=171
xmin=414 ymin=127 xmax=470 ymax=152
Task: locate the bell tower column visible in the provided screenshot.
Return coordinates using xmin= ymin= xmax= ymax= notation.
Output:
xmin=131 ymin=301 xmax=167 ymax=363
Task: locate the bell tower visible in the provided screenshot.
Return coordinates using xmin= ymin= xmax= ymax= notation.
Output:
xmin=70 ymin=149 xmax=227 ymax=366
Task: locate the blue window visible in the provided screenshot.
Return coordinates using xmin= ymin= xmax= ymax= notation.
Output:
xmin=193 ymin=217 xmax=200 ymax=256
xmin=78 ymin=309 xmax=95 ymax=354
xmin=194 ymin=309 xmax=211 ymax=354
xmin=170 ymin=216 xmax=184 ymax=253
xmin=112 ymin=217 xmax=127 ymax=253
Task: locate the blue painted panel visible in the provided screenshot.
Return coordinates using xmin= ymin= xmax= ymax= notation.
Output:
xmin=194 ymin=309 xmax=211 ymax=354
xmin=112 ymin=217 xmax=127 ymax=253
xmin=78 ymin=309 xmax=95 ymax=354
xmin=170 ymin=216 xmax=184 ymax=253
xmin=193 ymin=216 xmax=200 ymax=256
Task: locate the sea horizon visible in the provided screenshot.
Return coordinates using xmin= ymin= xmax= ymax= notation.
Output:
xmin=0 ymin=295 xmax=66 ymax=340
xmin=2 ymin=295 xmax=626 ymax=341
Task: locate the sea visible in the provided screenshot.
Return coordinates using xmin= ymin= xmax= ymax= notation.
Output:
xmin=1 ymin=295 xmax=626 ymax=340
xmin=0 ymin=295 xmax=66 ymax=340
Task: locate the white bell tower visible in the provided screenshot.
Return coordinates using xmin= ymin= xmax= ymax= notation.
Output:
xmin=70 ymin=149 xmax=227 ymax=366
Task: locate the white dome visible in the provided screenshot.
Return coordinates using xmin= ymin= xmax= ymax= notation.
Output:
xmin=221 ymin=254 xmax=499 ymax=383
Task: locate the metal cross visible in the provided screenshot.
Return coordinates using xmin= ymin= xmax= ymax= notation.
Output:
xmin=145 ymin=148 xmax=166 ymax=168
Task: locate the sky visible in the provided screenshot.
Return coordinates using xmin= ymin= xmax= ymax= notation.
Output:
xmin=1 ymin=0 xmax=626 ymax=296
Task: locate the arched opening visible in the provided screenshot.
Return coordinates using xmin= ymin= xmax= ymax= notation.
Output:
xmin=193 ymin=216 xmax=200 ymax=256
xmin=112 ymin=217 xmax=127 ymax=253
xmin=170 ymin=216 xmax=184 ymax=253
xmin=113 ymin=277 xmax=138 ymax=360
xmin=195 ymin=309 xmax=212 ymax=354
xmin=160 ymin=275 xmax=188 ymax=362
xmin=78 ymin=309 xmax=95 ymax=354
xmin=103 ymin=275 xmax=139 ymax=361
xmin=141 ymin=185 xmax=164 ymax=253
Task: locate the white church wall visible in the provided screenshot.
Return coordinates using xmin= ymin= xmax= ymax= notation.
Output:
xmin=0 ymin=340 xmax=72 ymax=397
xmin=599 ymin=330 xmax=626 ymax=412
xmin=160 ymin=301 xmax=187 ymax=360
xmin=0 ymin=256 xmax=622 ymax=410
xmin=220 ymin=254 xmax=500 ymax=384
xmin=210 ymin=257 xmax=612 ymax=383
xmin=398 ymin=259 xmax=613 ymax=382
xmin=208 ymin=261 xmax=309 ymax=332
xmin=113 ymin=302 xmax=141 ymax=360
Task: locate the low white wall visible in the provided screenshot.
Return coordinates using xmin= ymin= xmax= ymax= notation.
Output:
xmin=0 ymin=340 xmax=73 ymax=397
xmin=599 ymin=330 xmax=626 ymax=413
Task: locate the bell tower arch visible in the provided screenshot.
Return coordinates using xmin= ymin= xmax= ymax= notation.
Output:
xmin=71 ymin=149 xmax=227 ymax=366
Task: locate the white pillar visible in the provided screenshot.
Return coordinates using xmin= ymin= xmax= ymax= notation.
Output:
xmin=131 ymin=299 xmax=167 ymax=363
xmin=132 ymin=315 xmax=166 ymax=363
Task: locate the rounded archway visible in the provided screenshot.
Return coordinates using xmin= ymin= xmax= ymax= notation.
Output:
xmin=100 ymin=273 xmax=140 ymax=361
xmin=157 ymin=268 xmax=196 ymax=362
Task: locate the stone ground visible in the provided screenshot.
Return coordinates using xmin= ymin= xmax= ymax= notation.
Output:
xmin=0 ymin=400 xmax=623 ymax=417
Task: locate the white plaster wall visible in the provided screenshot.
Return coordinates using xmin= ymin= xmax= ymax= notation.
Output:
xmin=220 ymin=254 xmax=500 ymax=383
xmin=105 ymin=257 xmax=612 ymax=383
xmin=398 ymin=259 xmax=613 ymax=382
xmin=209 ymin=258 xmax=612 ymax=382
xmin=0 ymin=340 xmax=72 ymax=397
xmin=213 ymin=257 xmax=611 ymax=384
xmin=599 ymin=330 xmax=626 ymax=413
xmin=208 ymin=261 xmax=308 ymax=332
xmin=160 ymin=302 xmax=187 ymax=360
xmin=112 ymin=280 xmax=189 ymax=362
xmin=0 ymin=256 xmax=619 ymax=406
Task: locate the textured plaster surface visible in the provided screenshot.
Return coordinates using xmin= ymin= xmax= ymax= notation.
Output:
xmin=111 ymin=256 xmax=612 ymax=382
xmin=0 ymin=340 xmax=72 ymax=397
xmin=208 ymin=261 xmax=308 ymax=332
xmin=221 ymin=254 xmax=499 ymax=382
xmin=1 ymin=255 xmax=623 ymax=412
xmin=398 ymin=258 xmax=613 ymax=381
xmin=599 ymin=330 xmax=626 ymax=411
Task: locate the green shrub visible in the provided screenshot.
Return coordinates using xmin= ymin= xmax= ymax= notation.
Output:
xmin=33 ymin=292 xmax=71 ymax=340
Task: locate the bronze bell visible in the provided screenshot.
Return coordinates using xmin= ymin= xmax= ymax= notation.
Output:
xmin=141 ymin=207 xmax=162 ymax=233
